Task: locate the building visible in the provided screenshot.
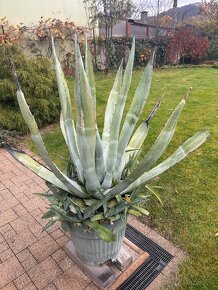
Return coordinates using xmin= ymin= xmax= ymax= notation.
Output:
xmin=99 ymin=11 xmax=171 ymax=38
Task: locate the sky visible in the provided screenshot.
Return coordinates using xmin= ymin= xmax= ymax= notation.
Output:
xmin=134 ymin=0 xmax=199 ymax=6
xmin=133 ymin=0 xmax=200 ymax=14
xmin=176 ymin=0 xmax=199 ymax=6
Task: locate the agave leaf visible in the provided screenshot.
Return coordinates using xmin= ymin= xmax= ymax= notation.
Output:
xmin=62 ymin=199 xmax=70 ymax=211
xmin=75 ymin=35 xmax=96 ymax=159
xmin=135 ymin=94 xmax=189 ymax=175
xmin=51 ymin=37 xmax=83 ymax=183
xmin=43 ymin=219 xmax=56 ymax=231
xmin=66 ymin=157 xmax=75 ymax=179
xmin=102 ymin=38 xmax=136 ymax=188
xmin=102 ymin=60 xmax=123 ymax=154
xmin=95 ymin=131 xmax=105 ymax=183
xmin=128 ymin=209 xmax=142 ymax=216
xmin=131 ymin=196 xmax=149 ymax=205
xmin=90 ymin=213 xmax=104 ymax=221
xmin=103 ymin=201 xmax=109 ymax=216
xmin=13 ymin=74 xmax=89 ymax=198
xmin=69 ymin=204 xmax=77 ymax=214
xmin=60 ymin=113 xmax=78 ymax=156
xmin=126 ymin=122 xmax=148 ymax=161
xmin=107 ymin=199 xmax=118 ymax=208
xmin=122 ymin=151 xmax=138 ymax=178
xmin=61 ymin=221 xmax=69 ymax=232
xmin=42 ymin=211 xmax=56 ymax=219
xmin=84 ymin=129 xmax=209 ymax=219
xmin=114 ymin=53 xmax=154 ymax=178
xmin=120 ymin=37 xmax=135 ymax=106
xmin=132 ymin=205 xmax=149 ymax=216
xmin=67 ymin=196 xmax=87 ymax=211
xmin=34 ymin=192 xmax=57 ymax=202
xmin=145 ymin=185 xmax=163 ymax=205
xmin=85 ymin=221 xmax=116 ymax=242
xmin=46 ymin=182 xmax=68 ymax=203
xmin=115 ymin=194 xmax=123 ymax=203
xmin=120 ymin=212 xmax=127 ymax=223
xmin=115 ymin=129 xmax=209 ymax=198
xmin=105 ymin=202 xmax=129 ymax=218
xmin=50 ymin=205 xmax=81 ymax=222
xmin=83 ymin=199 xmax=105 ymax=220
xmin=108 ymin=214 xmax=121 ymax=222
xmin=85 ymin=36 xmax=105 ymax=181
xmin=84 ymin=198 xmax=98 ymax=206
xmin=76 ymin=126 xmax=100 ymax=196
xmin=121 ymin=129 xmax=210 ymax=194
xmin=102 ymin=37 xmax=135 ymax=154
xmin=74 ymin=35 xmax=100 ymax=194
xmin=114 ymin=93 xmax=189 ymax=188
xmin=60 ymin=112 xmax=68 ymax=145
xmin=4 ymin=145 xmax=76 ymax=194
xmin=85 ymin=35 xmax=96 ymax=113
xmin=101 ymin=60 xmax=123 ymax=188
xmin=125 ymin=94 xmax=164 ymax=162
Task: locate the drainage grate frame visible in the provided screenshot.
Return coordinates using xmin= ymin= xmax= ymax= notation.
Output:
xmin=117 ymin=224 xmax=174 ymax=290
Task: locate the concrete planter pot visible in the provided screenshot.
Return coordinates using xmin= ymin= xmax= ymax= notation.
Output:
xmin=67 ymin=219 xmax=126 ymax=266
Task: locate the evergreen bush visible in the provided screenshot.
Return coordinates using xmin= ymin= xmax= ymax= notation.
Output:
xmin=0 ymin=44 xmax=60 ymax=133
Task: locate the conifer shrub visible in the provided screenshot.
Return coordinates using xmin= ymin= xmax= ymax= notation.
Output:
xmin=0 ymin=44 xmax=60 ymax=133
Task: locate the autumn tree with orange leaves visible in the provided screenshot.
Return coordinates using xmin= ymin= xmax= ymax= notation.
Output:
xmin=167 ymin=26 xmax=209 ymax=64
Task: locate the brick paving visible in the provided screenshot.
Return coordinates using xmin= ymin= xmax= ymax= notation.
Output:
xmin=0 ymin=148 xmax=186 ymax=290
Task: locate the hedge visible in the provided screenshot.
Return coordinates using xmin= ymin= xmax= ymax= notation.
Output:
xmin=96 ymin=36 xmax=169 ymax=68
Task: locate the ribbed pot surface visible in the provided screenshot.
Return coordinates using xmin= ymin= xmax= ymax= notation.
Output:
xmin=67 ymin=219 xmax=126 ymax=266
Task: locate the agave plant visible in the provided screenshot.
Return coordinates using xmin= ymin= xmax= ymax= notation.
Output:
xmin=5 ymin=36 xmax=209 ymax=244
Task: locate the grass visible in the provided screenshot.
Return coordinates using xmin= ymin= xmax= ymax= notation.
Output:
xmin=27 ymin=67 xmax=218 ymax=290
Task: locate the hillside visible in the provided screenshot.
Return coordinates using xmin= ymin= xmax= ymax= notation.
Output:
xmin=147 ymin=2 xmax=201 ymax=26
xmin=162 ymin=2 xmax=201 ymax=22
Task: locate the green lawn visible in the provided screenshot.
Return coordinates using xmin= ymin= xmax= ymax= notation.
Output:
xmin=27 ymin=67 xmax=218 ymax=290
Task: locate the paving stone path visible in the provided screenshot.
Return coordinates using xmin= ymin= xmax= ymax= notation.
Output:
xmin=0 ymin=148 xmax=186 ymax=290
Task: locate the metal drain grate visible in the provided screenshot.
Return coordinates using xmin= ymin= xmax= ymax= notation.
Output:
xmin=117 ymin=224 xmax=173 ymax=290
xmin=117 ymin=257 xmax=159 ymax=290
xmin=125 ymin=224 xmax=173 ymax=264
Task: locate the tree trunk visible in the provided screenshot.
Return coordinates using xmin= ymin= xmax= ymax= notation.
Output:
xmin=105 ymin=24 xmax=110 ymax=73
xmin=172 ymin=0 xmax=178 ymax=31
xmin=92 ymin=28 xmax=98 ymax=71
xmin=1 ymin=25 xmax=7 ymax=43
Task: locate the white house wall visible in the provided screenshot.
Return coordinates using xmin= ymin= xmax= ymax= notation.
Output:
xmin=0 ymin=0 xmax=89 ymax=27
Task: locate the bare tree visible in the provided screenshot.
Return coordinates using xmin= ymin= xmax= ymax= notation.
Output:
xmin=84 ymin=0 xmax=135 ymax=70
xmin=193 ymin=0 xmax=218 ymax=39
xmin=141 ymin=0 xmax=173 ymax=44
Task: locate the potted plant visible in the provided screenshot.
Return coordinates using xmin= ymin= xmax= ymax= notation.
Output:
xmin=4 ymin=36 xmax=209 ymax=266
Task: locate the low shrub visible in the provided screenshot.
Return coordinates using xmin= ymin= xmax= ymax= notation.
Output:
xmin=0 ymin=44 xmax=60 ymax=133
xmin=213 ymin=62 xmax=218 ymax=68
